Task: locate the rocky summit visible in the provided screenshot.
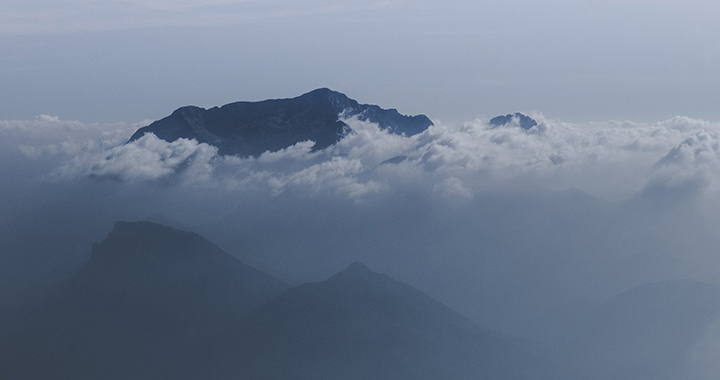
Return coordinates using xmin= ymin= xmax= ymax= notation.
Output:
xmin=489 ymin=113 xmax=538 ymax=130
xmin=129 ymin=88 xmax=433 ymax=157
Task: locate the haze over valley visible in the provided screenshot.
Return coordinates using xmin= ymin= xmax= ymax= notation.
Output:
xmin=2 ymin=1 xmax=720 ymax=378
xmin=1 ymin=88 xmax=720 ymax=378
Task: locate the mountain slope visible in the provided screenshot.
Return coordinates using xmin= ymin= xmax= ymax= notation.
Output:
xmin=129 ymin=88 xmax=433 ymax=157
xmin=195 ymin=262 xmax=548 ymax=380
xmin=0 ymin=221 xmax=289 ymax=380
xmin=562 ymin=279 xmax=720 ymax=380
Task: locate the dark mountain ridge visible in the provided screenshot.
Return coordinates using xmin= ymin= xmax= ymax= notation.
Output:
xmin=129 ymin=88 xmax=433 ymax=157
xmin=490 ymin=113 xmax=538 ymax=130
xmin=1 ymin=222 xmax=552 ymax=380
xmin=0 ymin=221 xmax=288 ymax=380
xmin=194 ymin=261 xmax=548 ymax=380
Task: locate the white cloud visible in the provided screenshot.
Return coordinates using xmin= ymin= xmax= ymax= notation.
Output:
xmin=5 ymin=112 xmax=720 ymax=350
xmin=5 ymin=114 xmax=720 ymax=201
xmin=56 ymin=133 xmax=218 ymax=182
xmin=18 ymin=145 xmax=43 ymax=159
xmin=434 ymin=177 xmax=473 ymax=199
xmin=267 ymin=156 xmax=385 ymax=198
xmin=256 ymin=140 xmax=317 ymax=164
xmin=642 ymin=131 xmax=720 ymax=198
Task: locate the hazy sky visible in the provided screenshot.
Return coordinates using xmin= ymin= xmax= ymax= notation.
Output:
xmin=5 ymin=4 xmax=720 ymax=371
xmin=2 ymin=0 xmax=720 ymax=123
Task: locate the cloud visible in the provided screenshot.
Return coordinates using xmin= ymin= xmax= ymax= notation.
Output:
xmin=5 ymin=112 xmax=720 ymax=348
xmin=641 ymin=131 xmax=720 ymax=200
xmin=18 ymin=144 xmax=43 ymax=159
xmin=53 ymin=133 xmax=218 ymax=183
xmin=6 ymin=113 xmax=720 ymax=202
xmin=434 ymin=177 xmax=473 ymax=199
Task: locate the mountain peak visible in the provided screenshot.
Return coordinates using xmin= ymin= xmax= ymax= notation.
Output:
xmin=489 ymin=113 xmax=537 ymax=130
xmin=128 ymin=89 xmax=433 ymax=157
xmin=6 ymin=221 xmax=289 ymax=379
xmin=112 ymin=220 xmax=174 ymax=232
xmin=91 ymin=221 xmax=193 ymax=260
xmin=345 ymin=261 xmax=372 ymax=275
xmin=82 ymin=221 xmax=288 ymax=300
xmin=78 ymin=220 xmax=290 ymax=319
xmin=207 ymin=259 xmax=538 ymax=380
xmin=302 ymin=87 xmax=340 ymax=97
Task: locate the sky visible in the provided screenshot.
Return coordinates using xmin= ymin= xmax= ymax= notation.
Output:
xmin=2 ymin=0 xmax=720 ymax=123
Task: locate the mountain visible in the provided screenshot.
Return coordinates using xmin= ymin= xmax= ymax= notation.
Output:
xmin=140 ymin=212 xmax=192 ymax=232
xmin=490 ymin=113 xmax=537 ymax=130
xmin=0 ymin=221 xmax=289 ymax=380
xmin=561 ymin=279 xmax=720 ymax=380
xmin=192 ymin=262 xmax=549 ymax=380
xmin=129 ymin=88 xmax=433 ymax=157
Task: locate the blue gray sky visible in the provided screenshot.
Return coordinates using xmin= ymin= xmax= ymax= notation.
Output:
xmin=4 ymin=4 xmax=720 ymax=372
xmin=2 ymin=0 xmax=720 ymax=123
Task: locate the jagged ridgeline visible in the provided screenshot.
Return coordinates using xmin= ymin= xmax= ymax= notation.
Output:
xmin=128 ymin=88 xmax=434 ymax=157
xmin=489 ymin=113 xmax=538 ymax=130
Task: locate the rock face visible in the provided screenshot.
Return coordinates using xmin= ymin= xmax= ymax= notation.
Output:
xmin=129 ymin=88 xmax=433 ymax=157
xmin=0 ymin=221 xmax=289 ymax=380
xmin=489 ymin=113 xmax=538 ymax=130
xmin=194 ymin=262 xmax=547 ymax=380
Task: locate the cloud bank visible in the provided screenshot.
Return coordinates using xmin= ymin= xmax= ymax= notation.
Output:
xmin=4 ymin=112 xmax=720 ymax=374
xmin=9 ymin=113 xmax=718 ymax=203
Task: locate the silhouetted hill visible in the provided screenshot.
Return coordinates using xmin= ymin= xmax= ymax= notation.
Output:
xmin=129 ymin=88 xmax=433 ymax=157
xmin=194 ymin=262 xmax=548 ymax=380
xmin=140 ymin=212 xmax=193 ymax=232
xmin=0 ymin=221 xmax=288 ymax=380
xmin=490 ymin=113 xmax=537 ymax=130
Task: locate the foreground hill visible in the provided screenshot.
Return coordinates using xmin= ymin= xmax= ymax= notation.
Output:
xmin=192 ymin=262 xmax=549 ymax=380
xmin=0 ymin=222 xmax=554 ymax=380
xmin=0 ymin=221 xmax=289 ymax=380
xmin=129 ymin=88 xmax=433 ymax=157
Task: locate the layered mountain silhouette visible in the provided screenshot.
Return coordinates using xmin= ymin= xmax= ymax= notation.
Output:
xmin=129 ymin=88 xmax=433 ymax=157
xmin=0 ymin=221 xmax=288 ymax=380
xmin=0 ymin=222 xmax=550 ymax=380
xmin=192 ymin=261 xmax=547 ymax=380
xmin=490 ymin=113 xmax=538 ymax=130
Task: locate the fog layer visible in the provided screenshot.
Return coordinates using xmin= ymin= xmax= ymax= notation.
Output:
xmin=2 ymin=113 xmax=720 ymax=376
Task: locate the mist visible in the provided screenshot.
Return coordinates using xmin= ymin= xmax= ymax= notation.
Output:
xmin=2 ymin=110 xmax=720 ymax=378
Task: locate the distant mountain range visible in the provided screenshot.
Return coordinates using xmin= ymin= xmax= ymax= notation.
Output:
xmin=0 ymin=221 xmax=548 ymax=380
xmin=3 ymin=220 xmax=717 ymax=379
xmin=129 ymin=88 xmax=434 ymax=157
xmin=127 ymin=90 xmax=543 ymax=157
